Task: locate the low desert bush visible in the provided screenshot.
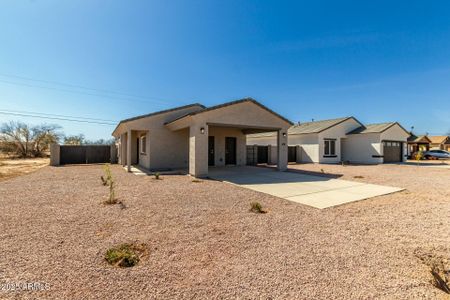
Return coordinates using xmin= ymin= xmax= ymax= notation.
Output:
xmin=320 ymin=168 xmax=325 ymax=173
xmin=105 ymin=243 xmax=148 ymax=268
xmin=154 ymin=172 xmax=161 ymax=180
xmin=353 ymin=175 xmax=364 ymax=179
xmin=192 ymin=179 xmax=202 ymax=183
xmin=101 ymin=164 xmax=113 ymax=186
xmin=250 ymin=201 xmax=267 ymax=214
xmin=101 ymin=164 xmax=119 ymax=205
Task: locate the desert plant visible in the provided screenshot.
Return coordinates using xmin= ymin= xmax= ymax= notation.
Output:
xmin=102 ymin=164 xmax=113 ymax=185
xmin=101 ymin=164 xmax=118 ymax=204
xmin=250 ymin=201 xmax=266 ymax=214
xmin=353 ymin=175 xmax=364 ymax=179
xmin=415 ymin=151 xmax=424 ymax=165
xmin=192 ymin=179 xmax=202 ymax=183
xmin=154 ymin=172 xmax=160 ymax=180
xmin=105 ymin=243 xmax=147 ymax=268
xmin=320 ymin=168 xmax=325 ymax=173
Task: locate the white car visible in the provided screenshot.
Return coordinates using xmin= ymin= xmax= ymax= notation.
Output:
xmin=423 ymin=150 xmax=450 ymax=159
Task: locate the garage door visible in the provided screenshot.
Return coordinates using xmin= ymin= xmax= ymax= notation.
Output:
xmin=383 ymin=141 xmax=402 ymax=163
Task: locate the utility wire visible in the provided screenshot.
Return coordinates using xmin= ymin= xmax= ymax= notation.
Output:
xmin=0 ymin=109 xmax=118 ymax=123
xmin=0 ymin=78 xmax=170 ymax=105
xmin=0 ymin=111 xmax=116 ymax=126
xmin=0 ymin=73 xmax=173 ymax=103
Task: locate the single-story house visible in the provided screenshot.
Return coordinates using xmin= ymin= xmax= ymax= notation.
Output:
xmin=343 ymin=122 xmax=410 ymax=164
xmin=247 ymin=117 xmax=363 ymax=164
xmin=407 ymin=134 xmax=431 ymax=157
xmin=428 ymin=135 xmax=450 ymax=151
xmin=247 ymin=118 xmax=410 ymax=164
xmin=112 ymin=98 xmax=292 ymax=177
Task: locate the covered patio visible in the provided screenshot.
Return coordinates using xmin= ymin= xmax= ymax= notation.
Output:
xmin=165 ymin=99 xmax=293 ymax=177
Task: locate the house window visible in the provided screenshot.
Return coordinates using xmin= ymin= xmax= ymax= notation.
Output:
xmin=140 ymin=135 xmax=147 ymax=154
xmin=324 ymin=139 xmax=336 ymax=156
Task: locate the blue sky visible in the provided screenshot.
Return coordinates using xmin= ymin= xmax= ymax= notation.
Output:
xmin=1 ymin=0 xmax=450 ymax=139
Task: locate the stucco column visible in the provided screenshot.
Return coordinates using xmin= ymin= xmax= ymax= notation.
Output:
xmin=50 ymin=143 xmax=60 ymax=166
xmin=277 ymin=129 xmax=288 ymax=171
xmin=189 ymin=124 xmax=208 ymax=177
xmin=127 ymin=130 xmax=132 ymax=172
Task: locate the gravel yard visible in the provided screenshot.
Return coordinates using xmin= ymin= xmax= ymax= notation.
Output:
xmin=0 ymin=164 xmax=449 ymax=299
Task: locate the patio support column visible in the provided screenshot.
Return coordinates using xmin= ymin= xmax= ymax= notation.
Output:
xmin=277 ymin=129 xmax=288 ymax=171
xmin=127 ymin=129 xmax=132 ymax=172
xmin=189 ymin=124 xmax=208 ymax=177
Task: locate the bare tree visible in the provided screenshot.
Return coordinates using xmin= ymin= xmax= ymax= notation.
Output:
xmin=64 ymin=134 xmax=85 ymax=145
xmin=0 ymin=121 xmax=62 ymax=157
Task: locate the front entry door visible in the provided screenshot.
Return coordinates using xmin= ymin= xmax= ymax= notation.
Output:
xmin=225 ymin=137 xmax=237 ymax=165
xmin=208 ymin=136 xmax=215 ymax=166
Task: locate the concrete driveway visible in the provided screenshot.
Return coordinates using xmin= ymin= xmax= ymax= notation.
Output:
xmin=208 ymin=166 xmax=404 ymax=209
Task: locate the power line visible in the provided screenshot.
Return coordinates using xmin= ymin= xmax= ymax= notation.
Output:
xmin=0 ymin=73 xmax=171 ymax=103
xmin=0 ymin=111 xmax=116 ymax=126
xmin=0 ymin=78 xmax=170 ymax=106
xmin=0 ymin=109 xmax=118 ymax=123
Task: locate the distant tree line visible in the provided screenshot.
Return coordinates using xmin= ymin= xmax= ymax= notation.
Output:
xmin=0 ymin=121 xmax=114 ymax=158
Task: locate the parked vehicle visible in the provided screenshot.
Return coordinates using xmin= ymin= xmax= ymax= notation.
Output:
xmin=423 ymin=150 xmax=450 ymax=159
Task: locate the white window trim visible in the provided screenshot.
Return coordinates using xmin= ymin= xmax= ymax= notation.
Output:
xmin=324 ymin=139 xmax=336 ymax=156
xmin=140 ymin=135 xmax=147 ymax=155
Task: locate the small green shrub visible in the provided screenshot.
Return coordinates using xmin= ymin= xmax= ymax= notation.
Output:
xmin=353 ymin=175 xmax=364 ymax=179
xmin=154 ymin=172 xmax=160 ymax=180
xmin=250 ymin=201 xmax=266 ymax=214
xmin=192 ymin=179 xmax=202 ymax=183
xmin=105 ymin=243 xmax=147 ymax=268
xmin=100 ymin=176 xmax=108 ymax=186
xmin=320 ymin=168 xmax=325 ymax=173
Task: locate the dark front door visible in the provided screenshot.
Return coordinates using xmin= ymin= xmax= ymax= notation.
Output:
xmin=257 ymin=146 xmax=268 ymax=164
xmin=225 ymin=137 xmax=237 ymax=165
xmin=288 ymin=146 xmax=297 ymax=162
xmin=208 ymin=136 xmax=215 ymax=166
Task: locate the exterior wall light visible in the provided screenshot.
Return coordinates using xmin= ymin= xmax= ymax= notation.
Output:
xmin=200 ymin=127 xmax=205 ymax=134
xmin=282 ymin=132 xmax=287 ymax=137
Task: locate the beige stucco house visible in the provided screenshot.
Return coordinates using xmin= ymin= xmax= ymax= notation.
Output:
xmin=343 ymin=122 xmax=410 ymax=163
xmin=247 ymin=117 xmax=410 ymax=164
xmin=112 ymin=98 xmax=292 ymax=177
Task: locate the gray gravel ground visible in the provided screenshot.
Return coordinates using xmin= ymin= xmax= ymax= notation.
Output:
xmin=0 ymin=164 xmax=449 ymax=299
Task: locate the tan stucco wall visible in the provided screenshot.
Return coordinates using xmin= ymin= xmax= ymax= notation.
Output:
xmin=115 ymin=101 xmax=291 ymax=176
xmin=114 ymin=105 xmax=203 ymax=171
xmin=341 ymin=133 xmax=383 ymax=164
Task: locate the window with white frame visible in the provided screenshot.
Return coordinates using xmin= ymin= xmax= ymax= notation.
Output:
xmin=140 ymin=135 xmax=147 ymax=154
xmin=324 ymin=139 xmax=336 ymax=156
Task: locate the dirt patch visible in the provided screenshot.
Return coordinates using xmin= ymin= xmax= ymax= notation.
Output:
xmin=0 ymin=164 xmax=449 ymax=299
xmin=0 ymin=157 xmax=49 ymax=182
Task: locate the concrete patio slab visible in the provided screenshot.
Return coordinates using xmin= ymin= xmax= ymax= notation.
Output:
xmin=208 ymin=166 xmax=404 ymax=209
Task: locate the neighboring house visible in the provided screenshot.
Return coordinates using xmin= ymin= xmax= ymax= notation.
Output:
xmin=112 ymin=98 xmax=292 ymax=177
xmin=343 ymin=122 xmax=410 ymax=164
xmin=407 ymin=134 xmax=431 ymax=157
xmin=428 ymin=135 xmax=450 ymax=151
xmin=247 ymin=117 xmax=362 ymax=164
xmin=247 ymin=118 xmax=409 ymax=164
